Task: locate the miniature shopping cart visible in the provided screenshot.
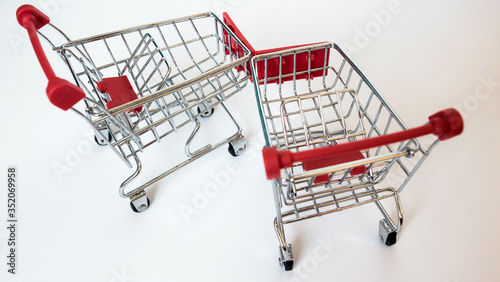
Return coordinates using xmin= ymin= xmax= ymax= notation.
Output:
xmin=251 ymin=42 xmax=463 ymax=270
xmin=17 ymin=5 xmax=251 ymax=212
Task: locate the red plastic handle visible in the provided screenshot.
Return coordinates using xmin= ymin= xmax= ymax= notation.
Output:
xmin=262 ymin=108 xmax=464 ymax=180
xmin=17 ymin=5 xmax=85 ymax=111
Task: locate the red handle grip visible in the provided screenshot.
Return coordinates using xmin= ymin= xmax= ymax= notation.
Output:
xmin=17 ymin=5 xmax=85 ymax=111
xmin=262 ymin=108 xmax=464 ymax=180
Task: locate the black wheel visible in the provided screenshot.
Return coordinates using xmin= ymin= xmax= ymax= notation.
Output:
xmin=228 ymin=142 xmax=245 ymax=157
xmin=94 ymin=131 xmax=112 ymax=146
xmin=130 ymin=197 xmax=150 ymax=213
xmin=197 ymin=106 xmax=214 ymax=118
xmin=228 ymin=144 xmax=237 ymax=157
xmin=385 ymin=231 xmax=397 ymax=246
xmin=283 ymin=260 xmax=294 ymax=271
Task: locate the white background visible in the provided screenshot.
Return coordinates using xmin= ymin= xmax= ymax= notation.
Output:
xmin=1 ymin=0 xmax=499 ymax=281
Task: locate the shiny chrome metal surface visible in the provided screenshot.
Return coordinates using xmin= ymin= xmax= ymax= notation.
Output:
xmin=37 ymin=12 xmax=251 ymax=211
xmin=252 ymin=42 xmax=441 ymax=269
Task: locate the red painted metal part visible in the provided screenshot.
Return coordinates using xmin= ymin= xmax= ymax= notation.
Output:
xmin=17 ymin=4 xmax=85 ymax=111
xmin=262 ymin=108 xmax=464 ymax=180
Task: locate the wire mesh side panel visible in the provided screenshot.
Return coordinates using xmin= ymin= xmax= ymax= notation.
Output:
xmin=252 ymin=43 xmax=431 ymax=223
xmin=45 ymin=13 xmax=250 ymax=165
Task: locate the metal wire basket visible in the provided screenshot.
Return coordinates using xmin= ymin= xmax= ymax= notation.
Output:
xmin=17 ymin=5 xmax=251 ymax=212
xmin=251 ymin=42 xmax=463 ymax=270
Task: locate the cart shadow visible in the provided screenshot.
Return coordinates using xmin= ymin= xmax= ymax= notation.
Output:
xmin=291 ymin=233 xmax=305 ymax=263
xmin=146 ymin=184 xmax=159 ymax=204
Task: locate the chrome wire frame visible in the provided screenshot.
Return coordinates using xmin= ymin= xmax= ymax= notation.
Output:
xmin=251 ymin=42 xmax=440 ymax=250
xmin=39 ymin=12 xmax=251 ymax=201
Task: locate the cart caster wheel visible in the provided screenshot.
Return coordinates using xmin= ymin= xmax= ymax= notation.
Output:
xmin=282 ymin=260 xmax=294 ymax=271
xmin=228 ymin=134 xmax=246 ymax=157
xmin=130 ymin=196 xmax=150 ymax=213
xmin=94 ymin=131 xmax=112 ymax=146
xmin=278 ymin=244 xmax=294 ymax=271
xmin=228 ymin=144 xmax=243 ymax=156
xmin=384 ymin=232 xmax=397 ymax=246
xmin=197 ymin=105 xmax=214 ymax=118
xmin=379 ymin=219 xmax=398 ymax=246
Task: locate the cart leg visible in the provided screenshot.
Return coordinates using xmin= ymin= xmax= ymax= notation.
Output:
xmin=185 ymin=119 xmax=213 ymax=158
xmin=275 ymin=218 xmax=294 ymax=271
xmin=215 ymin=101 xmax=246 ymax=157
xmin=375 ymin=191 xmax=403 ymax=246
xmin=271 ymin=180 xmax=294 ymax=270
xmin=119 ymin=148 xmax=151 ymax=213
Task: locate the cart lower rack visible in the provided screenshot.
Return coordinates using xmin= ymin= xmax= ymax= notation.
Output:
xmin=251 ymin=42 xmax=463 ymax=270
xmin=17 ymin=5 xmax=251 ymax=212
